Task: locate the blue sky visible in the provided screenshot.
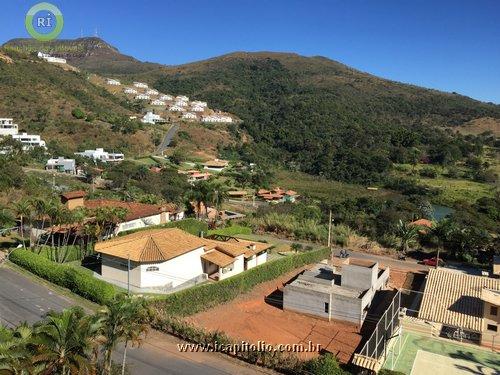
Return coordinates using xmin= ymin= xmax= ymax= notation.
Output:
xmin=3 ymin=0 xmax=500 ymax=103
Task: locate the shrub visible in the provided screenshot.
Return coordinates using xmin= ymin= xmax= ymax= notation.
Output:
xmin=150 ymin=247 xmax=330 ymax=316
xmin=207 ymin=225 xmax=252 ymax=236
xmin=71 ymin=107 xmax=86 ymax=119
xmin=9 ymin=249 xmax=115 ymax=305
xmin=302 ymin=353 xmax=348 ymax=375
xmin=419 ymin=166 xmax=437 ymax=178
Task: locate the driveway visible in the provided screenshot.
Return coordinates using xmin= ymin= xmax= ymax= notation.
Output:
xmin=0 ymin=265 xmax=270 ymax=375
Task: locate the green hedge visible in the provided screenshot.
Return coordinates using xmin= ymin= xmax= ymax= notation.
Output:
xmin=207 ymin=225 xmax=252 ymax=236
xmin=151 ymin=247 xmax=330 ymax=316
xmin=9 ymin=249 xmax=116 ymax=305
xmin=118 ymin=218 xmax=208 ymax=237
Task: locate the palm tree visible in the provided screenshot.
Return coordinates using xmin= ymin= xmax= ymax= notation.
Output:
xmin=396 ymin=220 xmax=421 ymax=255
xmin=98 ymin=295 xmax=149 ymax=375
xmin=186 ymin=181 xmax=211 ymax=219
xmin=13 ymin=200 xmax=31 ymax=249
xmin=0 ymin=323 xmax=35 ymax=374
xmin=32 ymin=307 xmax=101 ymax=375
xmin=0 ymin=206 xmax=15 ymax=232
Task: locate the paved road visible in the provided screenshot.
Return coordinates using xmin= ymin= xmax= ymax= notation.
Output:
xmin=157 ymin=123 xmax=179 ymax=154
xmin=0 ymin=265 xmax=267 ymax=375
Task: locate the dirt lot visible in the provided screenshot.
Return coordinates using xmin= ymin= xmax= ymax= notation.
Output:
xmin=190 ymin=267 xmax=363 ymax=363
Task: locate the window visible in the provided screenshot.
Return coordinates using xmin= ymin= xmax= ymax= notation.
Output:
xmin=490 ymin=306 xmax=498 ymax=316
xmin=221 ymin=265 xmax=234 ymax=274
xmin=324 ymin=302 xmax=329 ymax=313
xmin=487 ymin=324 xmax=498 ymax=332
xmin=146 ymin=266 xmax=159 ymax=272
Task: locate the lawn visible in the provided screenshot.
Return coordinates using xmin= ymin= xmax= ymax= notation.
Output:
xmin=274 ymin=170 xmax=396 ymax=202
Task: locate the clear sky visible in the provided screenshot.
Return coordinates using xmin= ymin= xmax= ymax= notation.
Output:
xmin=3 ymin=0 xmax=499 ymax=103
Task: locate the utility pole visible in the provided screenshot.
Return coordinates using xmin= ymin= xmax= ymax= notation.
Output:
xmin=127 ymin=254 xmax=130 ymax=295
xmin=327 ymin=210 xmax=332 ymax=247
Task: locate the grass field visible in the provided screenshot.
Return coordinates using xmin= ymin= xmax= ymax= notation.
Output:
xmin=275 ymin=170 xmax=396 ymax=202
xmin=419 ymin=176 xmax=495 ymax=206
xmin=383 ymin=331 xmax=499 ymax=374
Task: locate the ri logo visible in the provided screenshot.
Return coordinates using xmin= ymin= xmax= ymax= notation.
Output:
xmin=25 ymin=2 xmax=64 ymax=41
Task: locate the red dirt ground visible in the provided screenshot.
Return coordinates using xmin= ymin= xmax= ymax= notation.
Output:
xmin=189 ymin=267 xmax=363 ymax=363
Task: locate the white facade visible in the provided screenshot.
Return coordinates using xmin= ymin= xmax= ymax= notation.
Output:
xmin=191 ymin=101 xmax=207 ymax=108
xmin=124 ymin=88 xmax=138 ymax=94
xmin=159 ymin=94 xmax=173 ymax=101
xmin=75 ymin=148 xmax=124 ymax=163
xmin=145 ymin=89 xmax=159 ymax=96
xmin=46 ymin=157 xmax=76 ymax=174
xmin=141 ymin=111 xmax=164 ymax=124
xmin=176 ymin=95 xmax=189 ymax=102
xmin=175 ymin=100 xmax=188 ymax=107
xmin=12 ymin=133 xmax=46 ymax=149
xmin=191 ymin=105 xmax=205 ymax=112
xmin=0 ymin=118 xmax=19 ymax=136
xmin=115 ymin=213 xmax=165 ymax=235
xmin=37 ymin=52 xmax=66 ymax=64
xmin=182 ymin=112 xmax=197 ymax=121
xmin=218 ymin=255 xmax=245 ymax=281
xmin=106 ymin=78 xmax=121 ymax=86
xmin=135 ymin=94 xmax=150 ymax=100
xmin=202 ymin=115 xmax=233 ymax=123
xmin=169 ymin=105 xmax=186 ymax=112
xmin=150 ymin=99 xmax=166 ymax=106
xmin=133 ymin=82 xmax=148 ymax=88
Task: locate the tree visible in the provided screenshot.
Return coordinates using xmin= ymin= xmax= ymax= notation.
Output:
xmin=33 ymin=307 xmax=101 ymax=375
xmin=0 ymin=323 xmax=35 ymax=374
xmin=396 ymin=220 xmax=421 ymax=254
xmin=13 ymin=200 xmax=31 ymax=249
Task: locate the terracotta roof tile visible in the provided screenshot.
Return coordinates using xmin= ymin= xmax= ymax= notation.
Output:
xmin=84 ymin=199 xmax=178 ymax=221
xmin=201 ymin=249 xmax=235 ymax=267
xmin=61 ymin=190 xmax=86 ymax=200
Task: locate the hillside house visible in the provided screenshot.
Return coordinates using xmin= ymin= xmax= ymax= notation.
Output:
xmin=283 ymin=260 xmax=390 ymax=325
xmin=203 ymin=159 xmax=229 ymax=172
xmin=0 ymin=118 xmax=19 ymax=136
xmin=159 ymin=94 xmax=173 ymax=101
xmin=12 ymin=133 xmax=46 ymax=149
xmin=133 ymin=82 xmax=148 ymax=88
xmin=142 ymin=111 xmax=165 ymax=124
xmin=419 ymin=268 xmax=500 ymax=350
xmin=175 ymin=100 xmax=188 ymax=107
xmin=191 ymin=105 xmax=205 ymax=112
xmin=146 ymin=89 xmax=159 ymax=96
xmin=106 ymin=78 xmax=121 ymax=86
xmin=182 ymin=112 xmax=197 ymax=121
xmin=61 ymin=191 xmax=184 ymax=234
xmin=176 ymin=95 xmax=189 ymax=102
xmin=191 ymin=100 xmax=207 ymax=108
xmin=45 ymin=157 xmax=76 ymax=174
xmin=169 ymin=105 xmax=186 ymax=112
xmin=94 ymin=228 xmax=270 ymax=291
xmin=202 ymin=115 xmax=233 ymax=123
xmin=37 ymin=51 xmax=66 ymax=64
xmin=124 ymin=88 xmax=138 ymax=94
xmin=135 ymin=94 xmax=150 ymax=100
xmin=75 ymin=148 xmax=124 ymax=163
xmin=257 ymin=187 xmax=299 ymax=203
xmin=150 ymin=99 xmax=166 ymax=106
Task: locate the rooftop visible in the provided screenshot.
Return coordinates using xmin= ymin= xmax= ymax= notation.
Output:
xmin=418 ymin=268 xmax=500 ymax=332
xmin=61 ymin=190 xmax=86 ymax=200
xmin=84 ymin=199 xmax=178 ymax=221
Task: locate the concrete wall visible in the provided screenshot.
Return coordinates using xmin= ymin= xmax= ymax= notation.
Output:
xmin=245 ymin=255 xmax=257 ymax=270
xmin=219 ymin=255 xmax=244 ymax=281
xmin=481 ymin=301 xmax=500 ymax=350
xmin=341 ymin=264 xmax=378 ymax=290
xmin=284 ymin=285 xmax=332 ymax=320
xmin=139 ymin=246 xmax=205 ymax=288
xmin=331 ymin=293 xmax=363 ymax=324
xmin=115 ymin=214 xmax=163 ymax=234
xmin=256 ymin=251 xmax=267 ymax=266
xmin=101 ymin=255 xmax=142 ymax=287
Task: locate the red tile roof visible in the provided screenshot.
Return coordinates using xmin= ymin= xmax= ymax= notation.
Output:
xmin=410 ymin=219 xmax=433 ymax=228
xmin=61 ymin=190 xmax=87 ymax=200
xmin=84 ymin=199 xmax=178 ymax=221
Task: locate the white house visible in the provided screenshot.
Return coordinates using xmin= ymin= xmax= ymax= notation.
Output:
xmin=169 ymin=105 xmax=186 ymax=112
xmin=106 ymin=78 xmax=121 ymax=86
xmin=191 ymin=105 xmax=205 ymax=112
xmin=11 ymin=133 xmax=46 ymax=149
xmin=94 ymin=228 xmax=270 ymax=290
xmin=175 ymin=100 xmax=188 ymax=107
xmin=74 ymin=148 xmax=124 ymax=163
xmin=182 ymin=112 xmax=197 ymax=121
xmin=133 ymin=82 xmax=148 ymax=89
xmin=37 ymin=51 xmax=66 ymax=64
xmin=142 ymin=111 xmax=165 ymax=124
xmin=150 ymin=99 xmax=166 ymax=106
xmin=203 ymin=159 xmax=229 ymax=172
xmin=135 ymin=94 xmax=150 ymax=100
xmin=191 ymin=101 xmax=207 ymax=108
xmin=124 ymin=88 xmax=138 ymax=94
xmin=0 ymin=118 xmax=19 ymax=136
xmin=145 ymin=89 xmax=159 ymax=96
xmin=202 ymin=115 xmax=233 ymax=123
xmin=176 ymin=95 xmax=189 ymax=102
xmin=159 ymin=94 xmax=173 ymax=101
xmin=46 ymin=157 xmax=76 ymax=174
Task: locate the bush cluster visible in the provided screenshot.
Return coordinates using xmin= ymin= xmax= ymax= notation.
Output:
xmin=150 ymin=247 xmax=330 ymax=316
xmin=9 ymin=249 xmax=115 ymax=305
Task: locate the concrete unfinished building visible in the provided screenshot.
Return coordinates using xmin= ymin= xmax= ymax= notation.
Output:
xmin=283 ymin=259 xmax=390 ymax=326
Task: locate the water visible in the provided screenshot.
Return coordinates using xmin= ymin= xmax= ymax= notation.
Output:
xmin=431 ymin=204 xmax=454 ymax=221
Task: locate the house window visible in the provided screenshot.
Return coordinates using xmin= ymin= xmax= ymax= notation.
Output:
xmin=221 ymin=264 xmax=234 ymax=274
xmin=324 ymin=302 xmax=329 ymax=313
xmin=146 ymin=266 xmax=159 ymax=272
xmin=490 ymin=306 xmax=498 ymax=316
xmin=487 ymin=324 xmax=498 ymax=332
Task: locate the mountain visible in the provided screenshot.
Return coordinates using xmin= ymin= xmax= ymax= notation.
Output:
xmin=3 ymin=38 xmax=499 ymax=182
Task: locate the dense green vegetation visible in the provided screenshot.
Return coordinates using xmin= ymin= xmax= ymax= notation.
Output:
xmin=151 ymin=247 xmax=330 ymax=316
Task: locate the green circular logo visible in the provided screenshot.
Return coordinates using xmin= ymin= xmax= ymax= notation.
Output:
xmin=25 ymin=2 xmax=64 ymax=41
